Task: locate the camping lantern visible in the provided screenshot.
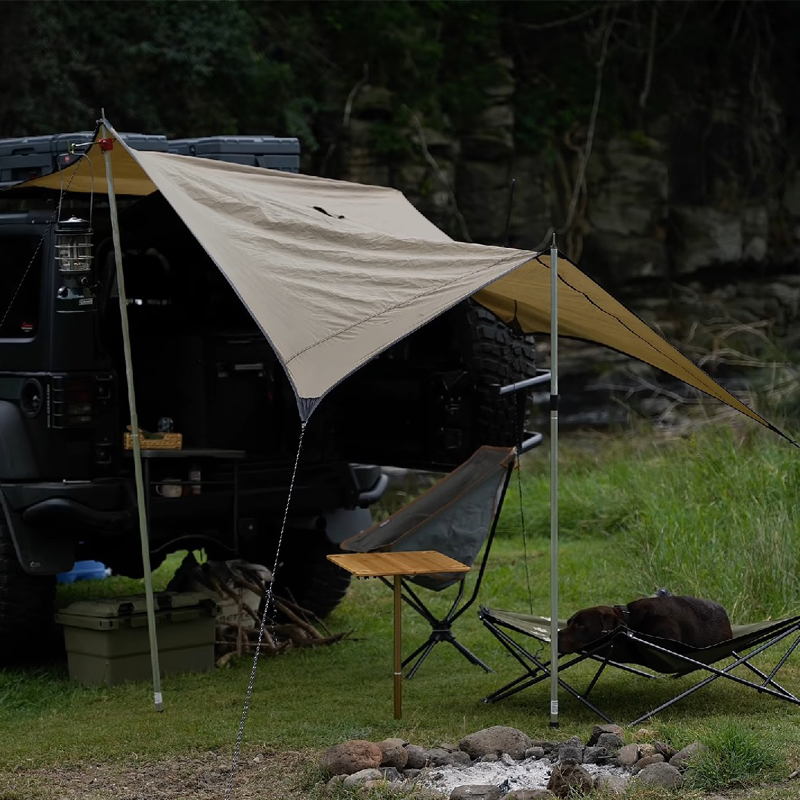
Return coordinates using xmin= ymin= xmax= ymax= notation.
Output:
xmin=55 ymin=216 xmax=96 ymax=312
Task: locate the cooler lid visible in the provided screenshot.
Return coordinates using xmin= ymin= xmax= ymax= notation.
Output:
xmin=58 ymin=591 xmax=212 ymax=619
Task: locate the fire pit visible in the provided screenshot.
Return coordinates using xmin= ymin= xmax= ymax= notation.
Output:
xmin=318 ymin=725 xmax=700 ymax=797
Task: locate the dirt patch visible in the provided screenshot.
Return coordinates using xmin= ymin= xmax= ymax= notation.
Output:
xmin=1 ymin=747 xmax=318 ymax=800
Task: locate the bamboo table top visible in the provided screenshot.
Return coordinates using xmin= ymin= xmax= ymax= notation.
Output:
xmin=327 ymin=550 xmax=470 ymax=578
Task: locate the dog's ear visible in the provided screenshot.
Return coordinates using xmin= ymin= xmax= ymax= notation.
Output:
xmin=602 ymin=608 xmax=626 ymax=630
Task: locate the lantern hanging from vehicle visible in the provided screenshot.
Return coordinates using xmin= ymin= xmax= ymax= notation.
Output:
xmin=55 ymin=137 xmax=97 ymax=313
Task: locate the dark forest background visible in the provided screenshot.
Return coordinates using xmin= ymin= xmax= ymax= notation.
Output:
xmin=5 ymin=1 xmax=799 ymax=187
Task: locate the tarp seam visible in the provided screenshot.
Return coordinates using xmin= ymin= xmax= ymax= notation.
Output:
xmin=285 ymin=252 xmax=539 ymax=365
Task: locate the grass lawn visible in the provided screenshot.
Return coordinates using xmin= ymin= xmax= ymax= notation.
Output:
xmin=2 ymin=425 xmax=800 ymax=798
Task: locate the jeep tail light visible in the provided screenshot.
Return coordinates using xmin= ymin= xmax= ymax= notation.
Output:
xmin=51 ymin=377 xmax=94 ymax=427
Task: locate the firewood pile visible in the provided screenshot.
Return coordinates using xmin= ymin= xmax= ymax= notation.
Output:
xmin=167 ymin=553 xmax=350 ymax=666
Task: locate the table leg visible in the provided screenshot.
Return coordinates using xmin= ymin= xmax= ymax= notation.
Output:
xmin=394 ymin=575 xmax=402 ymax=720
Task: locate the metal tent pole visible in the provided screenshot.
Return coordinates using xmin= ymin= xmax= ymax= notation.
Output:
xmin=99 ymin=121 xmax=164 ymax=712
xmin=549 ymin=233 xmax=559 ymax=728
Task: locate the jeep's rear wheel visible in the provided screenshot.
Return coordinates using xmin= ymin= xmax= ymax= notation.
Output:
xmin=244 ymin=528 xmax=352 ymax=619
xmin=0 ymin=519 xmax=59 ymax=665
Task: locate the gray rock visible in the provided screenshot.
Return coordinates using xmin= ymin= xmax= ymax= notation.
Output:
xmin=379 ymin=767 xmax=403 ymax=782
xmin=632 ymin=753 xmax=664 ymax=774
xmin=450 ymin=785 xmax=503 ymax=800
xmin=343 ymin=768 xmax=383 ymax=788
xmin=671 ymin=206 xmax=742 ymax=274
xmin=481 ymin=753 xmax=500 ymax=763
xmin=319 ymin=740 xmax=383 ymax=776
xmin=323 ymin=775 xmax=345 ymax=793
xmin=583 ymin=746 xmax=610 ymax=764
xmin=669 ymin=741 xmax=706 ymax=769
xmin=547 ymin=763 xmax=594 ymax=798
xmin=405 ymin=744 xmax=428 ymax=769
xmin=596 ymin=732 xmax=624 ymax=750
xmin=451 ymin=750 xmax=473 ymax=767
xmin=524 ymin=747 xmax=545 ymax=760
xmin=593 ymin=774 xmax=628 ymax=795
xmin=503 ymin=791 xmax=555 ymax=799
xmin=403 ymin=768 xmax=422 ymax=780
xmin=615 ymin=743 xmax=641 ymax=769
xmin=378 ymin=738 xmax=409 ymax=770
xmin=555 ymin=744 xmax=583 ymax=764
xmin=587 ymin=724 xmax=626 ymax=746
xmin=426 ymin=747 xmax=455 ymax=767
xmin=653 ymin=740 xmax=677 ymax=760
xmin=460 ymin=727 xmax=533 ymax=761
xmin=636 ymin=761 xmax=683 ymax=790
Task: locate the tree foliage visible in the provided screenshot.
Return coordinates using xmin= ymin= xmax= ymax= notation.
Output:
xmin=2 ymin=0 xmax=799 ymax=191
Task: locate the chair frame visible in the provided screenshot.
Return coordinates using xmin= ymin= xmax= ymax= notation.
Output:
xmin=480 ymin=606 xmax=800 ymax=725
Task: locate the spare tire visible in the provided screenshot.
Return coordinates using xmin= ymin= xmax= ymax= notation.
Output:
xmin=456 ymin=300 xmax=537 ymax=449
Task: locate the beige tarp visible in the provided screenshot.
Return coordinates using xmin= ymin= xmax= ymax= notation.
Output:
xmin=18 ymin=124 xmax=787 ymax=439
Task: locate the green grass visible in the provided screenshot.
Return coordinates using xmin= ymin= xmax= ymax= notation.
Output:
xmin=684 ymin=721 xmax=781 ymax=791
xmin=2 ymin=424 xmax=800 ymax=798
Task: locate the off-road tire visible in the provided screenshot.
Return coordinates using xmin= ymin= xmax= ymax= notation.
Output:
xmin=0 ymin=518 xmax=58 ymax=665
xmin=249 ymin=529 xmax=352 ymax=620
xmin=459 ymin=301 xmax=537 ymax=448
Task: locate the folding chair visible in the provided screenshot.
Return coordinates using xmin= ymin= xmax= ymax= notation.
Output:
xmin=480 ymin=605 xmax=800 ymax=726
xmin=341 ymin=444 xmax=525 ymax=678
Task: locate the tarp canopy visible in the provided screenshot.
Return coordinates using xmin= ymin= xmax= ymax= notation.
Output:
xmin=16 ymin=122 xmax=789 ymax=439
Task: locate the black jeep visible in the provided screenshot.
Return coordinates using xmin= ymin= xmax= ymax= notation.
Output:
xmin=0 ymin=133 xmax=536 ymax=661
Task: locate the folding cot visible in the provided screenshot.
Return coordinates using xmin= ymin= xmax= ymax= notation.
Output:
xmin=479 ymin=606 xmax=800 ymax=725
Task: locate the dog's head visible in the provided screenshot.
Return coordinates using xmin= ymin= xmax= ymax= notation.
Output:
xmin=557 ymin=605 xmax=627 ymax=653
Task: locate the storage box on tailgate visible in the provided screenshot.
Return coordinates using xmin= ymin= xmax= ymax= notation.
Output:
xmin=167 ymin=135 xmax=300 ymax=172
xmin=0 ymin=131 xmax=169 ymax=188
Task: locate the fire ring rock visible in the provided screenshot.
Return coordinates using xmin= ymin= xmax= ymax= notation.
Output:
xmin=546 ymin=763 xmax=594 ymax=798
xmin=378 ymin=738 xmax=409 ymax=770
xmin=318 ymin=740 xmax=382 ymax=776
xmin=459 ymin=726 xmax=533 ymax=760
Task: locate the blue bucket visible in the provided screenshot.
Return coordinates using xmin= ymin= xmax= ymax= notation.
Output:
xmin=57 ymin=560 xmax=109 ymax=584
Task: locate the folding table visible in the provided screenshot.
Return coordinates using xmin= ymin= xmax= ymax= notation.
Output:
xmin=328 ymin=550 xmax=469 ymax=719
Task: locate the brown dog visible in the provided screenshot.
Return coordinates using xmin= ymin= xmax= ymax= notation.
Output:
xmin=558 ymin=594 xmax=733 ymax=654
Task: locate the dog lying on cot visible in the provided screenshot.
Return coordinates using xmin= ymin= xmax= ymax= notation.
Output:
xmin=558 ymin=592 xmax=733 ymax=654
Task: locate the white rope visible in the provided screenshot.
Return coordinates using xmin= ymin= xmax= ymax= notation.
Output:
xmin=224 ymin=422 xmax=307 ymax=800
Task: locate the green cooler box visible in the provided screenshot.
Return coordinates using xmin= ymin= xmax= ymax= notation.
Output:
xmin=56 ymin=592 xmax=218 ymax=686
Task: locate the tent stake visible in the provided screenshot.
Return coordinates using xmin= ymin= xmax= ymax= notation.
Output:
xmin=100 ymin=120 xmax=164 ymax=712
xmin=549 ymin=233 xmax=559 ymax=728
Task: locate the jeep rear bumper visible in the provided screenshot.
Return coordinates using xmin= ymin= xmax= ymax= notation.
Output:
xmin=1 ymin=463 xmax=387 ymax=576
